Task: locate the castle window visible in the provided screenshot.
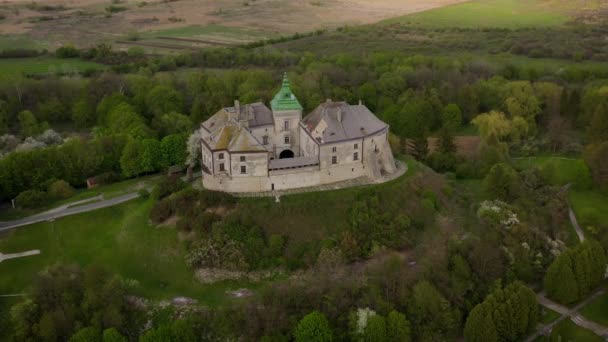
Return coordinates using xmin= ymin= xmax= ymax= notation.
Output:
xmin=284 ymin=120 xmax=289 ymax=130
xmin=332 ymin=156 xmax=337 ymax=165
xmin=219 ymin=163 xmax=225 ymax=172
xmin=263 ymin=136 xmax=269 ymax=145
xmin=332 ymin=147 xmax=337 ymax=153
xmin=284 ymin=135 xmax=290 ymax=144
xmin=353 ymin=152 xmax=359 ymax=161
xmin=241 ymin=165 xmax=247 ymax=174
xmin=219 ymin=153 xmax=224 ymax=160
xmin=240 ymin=156 xmax=246 ymax=162
xmin=354 ymin=143 xmax=358 ymax=149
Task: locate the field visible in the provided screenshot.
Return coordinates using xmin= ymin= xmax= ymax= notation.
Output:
xmin=548 ymin=319 xmax=604 ymax=342
xmin=383 ymin=0 xmax=573 ymax=28
xmin=0 ymin=57 xmax=105 ymax=78
xmin=0 ymin=0 xmax=466 ymax=52
xmin=580 ymin=292 xmax=608 ymax=326
xmin=0 ymin=197 xmax=259 ymax=306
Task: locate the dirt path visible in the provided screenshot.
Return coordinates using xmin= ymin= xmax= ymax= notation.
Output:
xmin=569 ymin=207 xmax=586 ymax=242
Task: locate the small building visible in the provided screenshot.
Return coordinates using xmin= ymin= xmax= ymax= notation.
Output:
xmin=200 ymin=73 xmax=396 ymax=193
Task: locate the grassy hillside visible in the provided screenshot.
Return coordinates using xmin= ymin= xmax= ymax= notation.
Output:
xmin=0 ymin=57 xmax=105 ymax=78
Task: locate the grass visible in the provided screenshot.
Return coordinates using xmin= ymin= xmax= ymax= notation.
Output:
xmin=540 ymin=307 xmax=561 ymax=324
xmin=569 ymin=190 xmax=608 ymax=233
xmin=580 ymin=292 xmax=608 ymax=326
xmin=513 ymin=156 xmax=592 ymax=190
xmin=0 ymin=34 xmax=47 ymax=51
xmin=0 ymin=197 xmax=259 ymax=306
xmin=384 ymin=0 xmax=571 ymax=29
xmin=549 ymin=318 xmax=604 ymax=342
xmin=142 ymin=24 xmax=269 ymax=41
xmin=0 ymin=57 xmax=105 ymax=78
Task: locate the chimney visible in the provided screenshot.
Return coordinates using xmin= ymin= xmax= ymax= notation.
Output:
xmin=234 ymin=100 xmax=240 ymax=121
xmin=337 ymin=108 xmax=342 ymax=123
xmin=359 ymin=99 xmax=362 ymax=106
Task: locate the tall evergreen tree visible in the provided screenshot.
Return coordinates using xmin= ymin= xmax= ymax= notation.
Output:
xmin=544 ymin=252 xmax=579 ymax=304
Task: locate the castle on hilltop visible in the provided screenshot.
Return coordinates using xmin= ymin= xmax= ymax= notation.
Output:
xmin=200 ymin=73 xmax=396 ymax=193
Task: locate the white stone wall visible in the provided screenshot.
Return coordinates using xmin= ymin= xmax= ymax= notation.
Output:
xmin=229 ymin=152 xmax=268 ymax=177
xmin=319 ymin=139 xmax=363 ymax=171
xmin=249 ymin=126 xmax=274 ymax=152
xmin=212 ymin=150 xmax=230 ymax=175
xmin=362 ymin=129 xmax=395 ymax=178
xmin=299 ymin=126 xmax=319 ymax=157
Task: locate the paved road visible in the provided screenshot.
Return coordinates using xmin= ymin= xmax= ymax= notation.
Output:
xmin=0 ymin=192 xmax=141 ymax=232
xmin=526 ymin=289 xmax=607 ymax=341
xmin=569 ymin=207 xmax=585 ymax=242
xmin=0 ymin=249 xmax=40 ymax=263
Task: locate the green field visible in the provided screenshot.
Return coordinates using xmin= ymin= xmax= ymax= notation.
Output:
xmin=581 ymin=292 xmax=608 ymax=326
xmin=0 ymin=34 xmax=48 ymax=51
xmin=142 ymin=24 xmax=269 ymax=40
xmin=0 ymin=57 xmax=105 ymax=78
xmin=549 ymin=319 xmax=604 ymax=342
xmin=385 ymin=0 xmax=571 ymax=28
xmin=0 ymin=198 xmax=258 ymax=306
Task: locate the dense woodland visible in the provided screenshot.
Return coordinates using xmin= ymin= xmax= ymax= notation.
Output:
xmin=1 ymin=13 xmax=608 ymax=341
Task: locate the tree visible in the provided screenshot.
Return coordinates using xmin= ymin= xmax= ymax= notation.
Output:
xmin=544 ymin=251 xmax=581 ymax=304
xmin=120 ymin=139 xmax=144 ymax=177
xmin=471 ymin=110 xmax=511 ymax=145
xmin=588 ymin=102 xmax=608 ymax=144
xmin=584 ymin=142 xmax=608 ymax=192
xmin=407 ymin=281 xmax=459 ymax=340
xmin=146 ymin=84 xmax=184 ymax=118
xmin=483 ymin=163 xmax=521 ymax=201
xmin=18 ymin=110 xmax=44 ymax=137
xmin=72 ymin=98 xmax=95 ymax=128
xmin=106 ymin=103 xmax=154 ymax=139
xmin=140 ymin=139 xmax=162 ymax=173
xmin=69 ymin=327 xmax=101 ymax=342
xmin=504 ymin=81 xmax=541 ymax=135
xmin=441 ymin=104 xmax=462 ymax=132
xmin=363 ymin=314 xmax=388 ymax=342
xmin=437 ymin=127 xmax=456 ymax=154
xmin=96 ymin=93 xmax=129 ymax=126
xmin=294 ymin=311 xmax=333 ymax=342
xmin=47 ymin=179 xmax=74 ymax=200
xmin=160 ymin=133 xmax=188 ymax=168
xmin=153 ymin=111 xmax=192 ymax=137
xmin=386 ymin=311 xmax=411 ymax=342
xmin=102 ymin=328 xmax=127 ymax=342
xmin=463 ymin=304 xmax=498 ymax=342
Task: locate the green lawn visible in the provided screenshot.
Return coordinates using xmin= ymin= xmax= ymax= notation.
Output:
xmin=513 ymin=157 xmax=592 ymax=190
xmin=384 ymin=0 xmax=571 ymax=28
xmin=581 ymin=292 xmax=608 ymax=326
xmin=0 ymin=34 xmax=48 ymax=51
xmin=540 ymin=307 xmax=561 ymax=324
xmin=549 ymin=318 xmax=604 ymax=342
xmin=0 ymin=198 xmax=257 ymax=306
xmin=0 ymin=57 xmax=105 ymax=78
xmin=142 ymin=24 xmax=269 ymax=41
xmin=569 ymin=190 xmax=608 ymax=230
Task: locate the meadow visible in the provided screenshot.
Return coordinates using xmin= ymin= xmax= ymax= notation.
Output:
xmin=0 ymin=57 xmax=105 ymax=78
xmin=545 ymin=319 xmax=605 ymax=342
xmin=0 ymin=197 xmax=259 ymax=306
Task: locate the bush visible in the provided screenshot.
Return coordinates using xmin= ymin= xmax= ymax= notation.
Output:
xmin=138 ymin=188 xmax=150 ymax=199
xmin=152 ymin=176 xmax=186 ymax=200
xmin=47 ymin=180 xmax=74 ymax=200
xmin=16 ymin=189 xmax=48 ymax=208
xmin=149 ymin=197 xmax=176 ymax=224
xmin=55 ymin=45 xmax=80 ymax=58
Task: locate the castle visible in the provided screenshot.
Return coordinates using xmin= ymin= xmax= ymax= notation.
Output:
xmin=200 ymin=74 xmax=396 ymax=193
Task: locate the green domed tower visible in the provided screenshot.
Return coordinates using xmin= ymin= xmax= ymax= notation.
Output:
xmin=271 ymin=73 xmax=303 ymax=159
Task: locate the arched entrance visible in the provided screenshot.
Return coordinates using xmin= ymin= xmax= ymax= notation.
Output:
xmin=279 ymin=149 xmax=294 ymax=159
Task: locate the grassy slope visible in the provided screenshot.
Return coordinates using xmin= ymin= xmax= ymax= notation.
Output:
xmin=0 ymin=57 xmax=105 ymax=78
xmin=384 ymin=0 xmax=569 ymax=28
xmin=580 ymin=292 xmax=608 ymax=326
xmin=550 ymin=319 xmax=604 ymax=342
xmin=540 ymin=307 xmax=561 ymax=324
xmin=0 ymin=198 xmax=256 ymax=306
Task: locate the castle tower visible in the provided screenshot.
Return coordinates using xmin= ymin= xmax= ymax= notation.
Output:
xmin=270 ymin=73 xmax=303 ymax=159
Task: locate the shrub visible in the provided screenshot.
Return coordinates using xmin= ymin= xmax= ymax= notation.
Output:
xmin=152 ymin=176 xmax=186 ymax=200
xmin=149 ymin=197 xmax=176 ymax=224
xmin=47 ymin=180 xmax=74 ymax=200
xmin=16 ymin=189 xmax=48 ymax=208
xmin=138 ymin=188 xmax=150 ymax=199
xmin=55 ymin=45 xmax=79 ymax=58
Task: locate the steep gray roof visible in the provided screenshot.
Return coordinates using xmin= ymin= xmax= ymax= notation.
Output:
xmin=223 ymin=102 xmax=274 ymax=128
xmin=301 ymin=101 xmax=388 ymax=144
